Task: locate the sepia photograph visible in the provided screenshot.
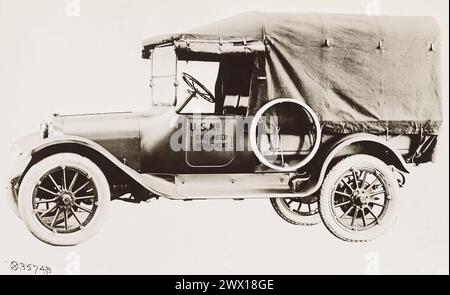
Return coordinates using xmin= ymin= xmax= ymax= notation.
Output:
xmin=0 ymin=0 xmax=448 ymax=280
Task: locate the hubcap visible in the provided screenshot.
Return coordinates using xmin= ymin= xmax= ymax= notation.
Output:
xmin=32 ymin=165 xmax=98 ymax=234
xmin=331 ymin=168 xmax=390 ymax=231
xmin=59 ymin=191 xmax=75 ymax=208
xmin=353 ymin=189 xmax=369 ymax=207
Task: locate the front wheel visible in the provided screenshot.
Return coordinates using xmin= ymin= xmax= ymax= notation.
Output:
xmin=319 ymin=155 xmax=399 ymax=242
xmin=18 ymin=153 xmax=110 ymax=246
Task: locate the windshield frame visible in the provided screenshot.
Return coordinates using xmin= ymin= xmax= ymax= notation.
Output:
xmin=149 ymin=45 xmax=178 ymax=107
xmin=149 ymin=45 xmax=220 ymax=114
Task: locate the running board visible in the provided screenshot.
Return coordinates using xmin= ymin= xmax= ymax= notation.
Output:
xmin=138 ymin=173 xmax=320 ymax=200
xmin=173 ymin=173 xmax=293 ymax=199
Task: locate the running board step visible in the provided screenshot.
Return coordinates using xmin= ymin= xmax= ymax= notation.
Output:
xmin=174 ymin=173 xmax=293 ymax=199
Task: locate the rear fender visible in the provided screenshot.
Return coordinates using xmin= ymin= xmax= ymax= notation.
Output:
xmin=297 ymin=133 xmax=409 ymax=197
xmin=323 ymin=133 xmax=410 ymax=173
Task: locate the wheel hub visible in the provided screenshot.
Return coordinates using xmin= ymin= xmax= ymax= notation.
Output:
xmin=352 ymin=189 xmax=369 ymax=207
xmin=58 ymin=191 xmax=75 ymax=208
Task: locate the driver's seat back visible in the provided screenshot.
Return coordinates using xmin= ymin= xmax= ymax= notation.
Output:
xmin=222 ymin=95 xmax=249 ymax=116
xmin=236 ymin=96 xmax=249 ymax=116
xmin=223 ymin=95 xmax=239 ymax=115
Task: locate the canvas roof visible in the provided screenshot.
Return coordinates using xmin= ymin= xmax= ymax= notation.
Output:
xmin=142 ymin=12 xmax=442 ymax=135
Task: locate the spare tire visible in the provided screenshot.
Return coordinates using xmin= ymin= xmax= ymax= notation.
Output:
xmin=249 ymin=98 xmax=321 ymax=171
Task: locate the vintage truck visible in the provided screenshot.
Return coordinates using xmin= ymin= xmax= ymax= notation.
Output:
xmin=6 ymin=12 xmax=442 ymax=245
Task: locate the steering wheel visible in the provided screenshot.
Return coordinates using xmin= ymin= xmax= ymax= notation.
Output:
xmin=182 ymin=72 xmax=215 ymax=103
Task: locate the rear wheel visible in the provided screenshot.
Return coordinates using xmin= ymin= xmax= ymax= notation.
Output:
xmin=270 ymin=195 xmax=321 ymax=226
xmin=319 ymin=155 xmax=399 ymax=242
xmin=18 ymin=153 xmax=110 ymax=246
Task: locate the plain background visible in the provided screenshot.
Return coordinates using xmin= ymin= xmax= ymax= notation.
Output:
xmin=0 ymin=0 xmax=448 ymax=274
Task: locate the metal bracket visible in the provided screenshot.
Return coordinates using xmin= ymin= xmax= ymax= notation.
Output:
xmin=392 ymin=167 xmax=406 ymax=187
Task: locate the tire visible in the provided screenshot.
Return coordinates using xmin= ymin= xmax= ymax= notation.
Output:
xmin=319 ymin=154 xmax=399 ymax=242
xmin=18 ymin=153 xmax=110 ymax=246
xmin=270 ymin=196 xmax=321 ymax=226
xmin=6 ymin=182 xmax=21 ymax=220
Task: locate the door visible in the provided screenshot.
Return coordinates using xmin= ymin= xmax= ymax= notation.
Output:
xmin=185 ymin=115 xmax=236 ymax=167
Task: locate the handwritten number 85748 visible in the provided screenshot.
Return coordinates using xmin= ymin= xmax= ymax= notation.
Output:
xmin=9 ymin=261 xmax=52 ymax=275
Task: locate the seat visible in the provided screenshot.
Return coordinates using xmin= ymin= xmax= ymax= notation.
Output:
xmin=222 ymin=95 xmax=239 ymax=115
xmin=222 ymin=95 xmax=249 ymax=116
xmin=236 ymin=96 xmax=249 ymax=116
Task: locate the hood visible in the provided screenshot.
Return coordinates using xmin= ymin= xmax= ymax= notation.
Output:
xmin=49 ymin=111 xmax=141 ymax=141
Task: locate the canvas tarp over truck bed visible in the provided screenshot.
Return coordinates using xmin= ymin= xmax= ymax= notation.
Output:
xmin=142 ymin=12 xmax=442 ymax=135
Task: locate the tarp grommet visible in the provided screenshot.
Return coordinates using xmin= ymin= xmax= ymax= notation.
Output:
xmin=377 ymin=41 xmax=384 ymax=50
xmin=429 ymin=42 xmax=436 ymax=51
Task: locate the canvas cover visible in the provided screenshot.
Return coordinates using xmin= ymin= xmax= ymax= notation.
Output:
xmin=142 ymin=12 xmax=442 ymax=135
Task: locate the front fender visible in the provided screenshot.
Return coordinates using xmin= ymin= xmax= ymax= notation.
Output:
xmin=9 ymin=133 xmax=178 ymax=198
xmin=5 ymin=155 xmax=31 ymax=219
